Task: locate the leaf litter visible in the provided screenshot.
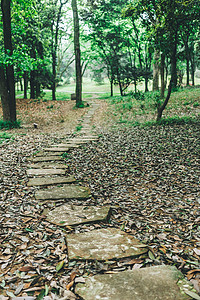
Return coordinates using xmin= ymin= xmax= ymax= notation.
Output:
xmin=0 ymin=103 xmax=199 ymax=298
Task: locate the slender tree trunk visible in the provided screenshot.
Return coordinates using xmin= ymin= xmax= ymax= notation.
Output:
xmin=145 ymin=51 xmax=149 ymax=92
xmin=72 ymin=0 xmax=82 ymax=107
xmin=24 ymin=71 xmax=27 ymax=99
xmin=0 ymin=66 xmax=11 ymax=121
xmin=20 ymin=78 xmax=23 ymax=91
xmin=52 ymin=51 xmax=56 ymax=100
xmin=157 ymin=81 xmax=172 ymax=121
xmin=171 ymin=33 xmax=178 ymax=88
xmin=191 ymin=67 xmax=195 ymax=85
xmin=1 ymin=0 xmax=16 ymax=122
xmin=30 ymin=70 xmax=35 ymax=99
xmin=110 ymin=78 xmax=113 ymax=97
xmin=35 ymin=79 xmax=40 ymax=98
xmin=185 ymin=41 xmax=190 ymax=85
xmin=152 ymin=49 xmax=160 ymax=91
xmin=160 ymin=53 xmax=165 ymax=98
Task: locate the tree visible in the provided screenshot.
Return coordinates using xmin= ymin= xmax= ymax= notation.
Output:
xmin=124 ymin=0 xmax=200 ymax=120
xmin=72 ymin=0 xmax=82 ymax=107
xmin=0 ymin=0 xmax=16 ymax=122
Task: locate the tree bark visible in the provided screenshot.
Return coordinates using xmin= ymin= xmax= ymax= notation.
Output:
xmin=0 ymin=66 xmax=11 ymax=121
xmin=23 ymin=71 xmax=27 ymax=99
xmin=157 ymin=81 xmax=172 ymax=121
xmin=171 ymin=33 xmax=178 ymax=88
xmin=160 ymin=53 xmax=165 ymax=98
xmin=1 ymin=0 xmax=16 ymax=122
xmin=72 ymin=0 xmax=82 ymax=107
xmin=185 ymin=40 xmax=190 ymax=85
xmin=152 ymin=49 xmax=160 ymax=91
xmin=110 ymin=78 xmax=113 ymax=97
xmin=30 ymin=70 xmax=36 ymax=99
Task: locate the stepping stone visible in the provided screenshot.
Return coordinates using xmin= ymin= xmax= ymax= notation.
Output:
xmin=29 ymin=156 xmax=63 ymax=162
xmin=79 ymin=136 xmax=98 ymax=138
xmin=34 ymin=152 xmax=64 ymax=157
xmin=27 ymin=162 xmax=68 ymax=169
xmin=75 ymin=265 xmax=191 ymax=300
xmin=27 ymin=169 xmax=66 ymax=176
xmin=49 ymin=143 xmax=80 ymax=148
xmin=44 ymin=147 xmax=70 ymax=152
xmin=35 ymin=185 xmax=90 ymax=201
xmin=44 ymin=205 xmax=111 ymax=226
xmin=67 ymin=228 xmax=148 ymax=261
xmin=27 ymin=176 xmax=76 ymax=187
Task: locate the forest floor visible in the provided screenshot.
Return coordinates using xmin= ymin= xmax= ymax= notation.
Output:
xmin=0 ymin=92 xmax=199 ymax=299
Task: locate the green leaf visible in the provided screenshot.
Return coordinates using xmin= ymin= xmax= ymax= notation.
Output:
xmin=25 ymin=227 xmax=34 ymax=232
xmin=45 ymin=284 xmax=49 ymax=296
xmin=37 ymin=289 xmax=45 ymax=300
xmin=148 ymin=250 xmax=155 ymax=260
xmin=56 ymin=260 xmax=65 ymax=272
xmin=184 ymin=290 xmax=200 ymax=300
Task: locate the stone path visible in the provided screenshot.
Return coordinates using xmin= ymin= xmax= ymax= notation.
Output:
xmin=26 ymin=100 xmax=194 ymax=299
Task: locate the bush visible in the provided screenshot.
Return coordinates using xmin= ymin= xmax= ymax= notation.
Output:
xmin=0 ymin=132 xmax=13 ymax=144
xmin=0 ymin=120 xmax=21 ymax=129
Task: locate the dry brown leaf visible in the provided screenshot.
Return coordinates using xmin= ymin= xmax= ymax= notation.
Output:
xmin=19 ymin=265 xmax=35 ymax=272
xmin=66 ymin=280 xmax=74 ymax=290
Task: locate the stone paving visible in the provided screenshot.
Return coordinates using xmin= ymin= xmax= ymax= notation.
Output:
xmin=26 ymin=100 xmax=193 ymax=299
xmin=75 ymin=265 xmax=191 ymax=300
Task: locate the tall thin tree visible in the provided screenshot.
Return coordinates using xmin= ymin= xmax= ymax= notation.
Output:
xmin=72 ymin=0 xmax=82 ymax=107
xmin=0 ymin=0 xmax=16 ymax=122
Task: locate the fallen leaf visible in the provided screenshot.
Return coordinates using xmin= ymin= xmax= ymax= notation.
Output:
xmin=56 ymin=260 xmax=65 ymax=272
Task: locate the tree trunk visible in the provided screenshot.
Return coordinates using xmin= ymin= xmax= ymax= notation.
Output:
xmin=185 ymin=41 xmax=190 ymax=85
xmin=20 ymin=78 xmax=23 ymax=91
xmin=72 ymin=0 xmax=82 ymax=107
xmin=157 ymin=81 xmax=172 ymax=121
xmin=52 ymin=51 xmax=56 ymax=100
xmin=160 ymin=53 xmax=165 ymax=98
xmin=30 ymin=70 xmax=36 ymax=99
xmin=152 ymin=49 xmax=160 ymax=91
xmin=0 ymin=66 xmax=11 ymax=121
xmin=171 ymin=33 xmax=178 ymax=89
xmin=110 ymin=78 xmax=113 ymax=97
xmin=1 ymin=0 xmax=16 ymax=122
xmin=24 ymin=71 xmax=27 ymax=99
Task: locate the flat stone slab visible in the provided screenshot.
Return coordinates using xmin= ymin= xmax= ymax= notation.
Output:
xmin=35 ymin=185 xmax=90 ymax=201
xmin=29 ymin=156 xmax=63 ymax=162
xmin=27 ymin=176 xmax=76 ymax=187
xmin=27 ymin=162 xmax=68 ymax=169
xmin=44 ymin=205 xmax=111 ymax=226
xmin=49 ymin=144 xmax=80 ymax=148
xmin=67 ymin=228 xmax=148 ymax=261
xmin=44 ymin=147 xmax=70 ymax=152
xmin=76 ymin=265 xmax=191 ymax=300
xmin=27 ymin=169 xmax=66 ymax=176
xmin=35 ymin=152 xmax=64 ymax=157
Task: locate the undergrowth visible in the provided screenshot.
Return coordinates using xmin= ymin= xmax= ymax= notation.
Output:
xmin=0 ymin=132 xmax=13 ymax=144
xmin=0 ymin=120 xmax=21 ymax=130
xmin=106 ymin=87 xmax=200 ymax=127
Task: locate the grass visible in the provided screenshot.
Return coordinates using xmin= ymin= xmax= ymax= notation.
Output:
xmin=75 ymin=125 xmax=83 ymax=131
xmin=0 ymin=131 xmax=13 ymax=144
xmin=0 ymin=120 xmax=21 ymax=129
xmin=105 ymin=86 xmax=200 ymax=127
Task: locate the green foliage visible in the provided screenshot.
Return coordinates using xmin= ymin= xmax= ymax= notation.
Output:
xmin=62 ymin=152 xmax=70 ymax=159
xmin=193 ymin=102 xmax=199 ymax=107
xmin=76 ymin=102 xmax=85 ymax=108
xmin=0 ymin=132 xmax=13 ymax=144
xmin=46 ymin=105 xmax=54 ymax=109
xmin=76 ymin=125 xmax=83 ymax=131
xmin=0 ymin=120 xmax=21 ymax=129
